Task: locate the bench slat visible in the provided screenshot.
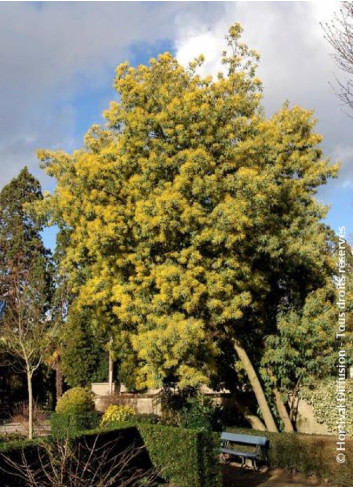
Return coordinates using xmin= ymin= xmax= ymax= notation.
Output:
xmin=221 ymin=432 xmax=267 ymax=446
xmin=220 ymin=448 xmax=257 ymax=459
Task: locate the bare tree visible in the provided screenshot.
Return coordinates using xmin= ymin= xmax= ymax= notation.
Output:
xmin=0 ymin=262 xmax=55 ymax=440
xmin=322 ymin=2 xmax=353 ymax=113
xmin=0 ymin=434 xmax=158 ymax=487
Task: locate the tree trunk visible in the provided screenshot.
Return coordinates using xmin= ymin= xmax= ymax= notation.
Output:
xmin=274 ymin=388 xmax=294 ymax=432
xmin=233 ymin=339 xmax=278 ymax=432
xmin=26 ymin=369 xmax=33 ymax=440
xmin=109 ymin=350 xmax=113 ymax=395
xmin=289 ymin=375 xmax=302 ymax=423
xmin=233 ymin=399 xmax=267 ymax=431
xmin=56 ymin=364 xmax=63 ymax=400
xmin=108 ymin=337 xmax=114 ymax=395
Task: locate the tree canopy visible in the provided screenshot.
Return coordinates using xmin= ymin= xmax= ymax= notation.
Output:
xmin=38 ymin=24 xmax=339 ymax=431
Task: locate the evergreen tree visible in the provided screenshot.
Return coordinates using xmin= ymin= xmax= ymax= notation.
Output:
xmin=60 ymin=303 xmax=109 ymax=387
xmin=0 ymin=167 xmax=46 ymax=271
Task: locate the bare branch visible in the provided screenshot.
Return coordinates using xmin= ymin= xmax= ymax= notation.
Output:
xmin=322 ymin=2 xmax=353 ymax=113
xmin=0 ymin=434 xmax=159 ymax=487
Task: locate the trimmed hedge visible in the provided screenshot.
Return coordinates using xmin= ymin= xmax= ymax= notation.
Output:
xmin=138 ymin=423 xmax=220 ymax=487
xmin=98 ymin=422 xmax=221 ymax=487
xmin=227 ymin=427 xmax=353 ymax=486
xmin=50 ymin=411 xmax=100 ymax=438
xmin=0 ymin=437 xmax=39 ymax=454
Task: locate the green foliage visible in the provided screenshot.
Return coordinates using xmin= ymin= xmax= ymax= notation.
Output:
xmin=227 ymin=426 xmax=353 ymax=486
xmin=0 ymin=437 xmax=42 ymax=486
xmin=0 ymin=167 xmax=49 ymax=269
xmin=56 ymin=387 xmax=95 ymax=415
xmin=50 ymin=412 xmax=100 ymax=438
xmin=137 ymin=424 xmax=221 ymax=487
xmin=262 ymin=287 xmax=337 ymax=394
xmin=161 ymin=390 xmax=223 ymax=431
xmin=60 ymin=305 xmax=109 ymax=387
xmin=0 ymin=437 xmax=38 ymax=453
xmin=300 ymin=378 xmax=353 ymax=435
xmin=180 ymin=394 xmax=223 ymax=431
xmin=0 ymin=433 xmax=26 ymax=445
xmin=100 ymin=404 xmax=136 ymax=428
xmin=0 ymin=167 xmax=53 ymax=320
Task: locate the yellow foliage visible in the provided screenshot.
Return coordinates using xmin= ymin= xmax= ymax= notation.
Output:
xmin=100 ymin=404 xmax=136 ymax=427
xmin=37 ymin=23 xmax=339 ymax=391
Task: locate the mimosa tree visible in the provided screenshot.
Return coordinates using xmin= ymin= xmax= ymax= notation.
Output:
xmin=38 ymin=24 xmax=338 ymax=431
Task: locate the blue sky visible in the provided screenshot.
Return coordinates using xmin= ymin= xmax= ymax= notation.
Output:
xmin=0 ymin=1 xmax=352 ymax=250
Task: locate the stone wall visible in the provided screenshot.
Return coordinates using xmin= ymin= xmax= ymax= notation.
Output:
xmin=94 ymin=392 xmax=162 ymax=415
xmin=91 ymin=384 xmax=331 ymax=435
xmin=92 ymin=385 xmax=234 ymax=418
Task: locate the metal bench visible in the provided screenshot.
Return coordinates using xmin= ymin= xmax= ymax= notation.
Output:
xmin=220 ymin=432 xmax=268 ymax=470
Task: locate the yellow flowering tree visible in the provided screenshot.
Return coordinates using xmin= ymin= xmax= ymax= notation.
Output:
xmin=38 ymin=24 xmax=338 ymax=432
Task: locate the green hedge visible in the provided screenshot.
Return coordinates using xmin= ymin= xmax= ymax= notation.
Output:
xmin=138 ymin=423 xmax=220 ymax=487
xmin=50 ymin=411 xmax=100 ymax=438
xmin=227 ymin=427 xmax=353 ymax=486
xmin=101 ymin=422 xmax=221 ymax=486
xmin=0 ymin=437 xmax=38 ymax=454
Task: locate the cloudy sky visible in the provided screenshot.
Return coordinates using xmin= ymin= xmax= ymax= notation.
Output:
xmin=0 ymin=1 xmax=351 ymax=249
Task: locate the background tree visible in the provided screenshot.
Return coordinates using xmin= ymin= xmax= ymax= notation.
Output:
xmin=323 ymin=2 xmax=353 ymax=112
xmin=0 ymin=168 xmax=53 ymax=439
xmin=60 ymin=303 xmax=109 ymax=387
xmin=261 ymin=285 xmax=337 ymax=430
xmin=38 ymin=24 xmax=338 ymax=432
xmin=43 ymin=228 xmax=75 ymax=402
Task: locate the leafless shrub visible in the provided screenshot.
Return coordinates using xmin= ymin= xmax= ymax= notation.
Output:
xmin=1 ymin=434 xmax=158 ymax=487
xmin=9 ymin=401 xmax=49 ymax=436
xmin=10 ymin=401 xmax=48 ymax=425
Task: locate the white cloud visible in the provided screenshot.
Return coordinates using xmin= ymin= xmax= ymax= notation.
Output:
xmin=330 ymin=145 xmax=353 ymax=189
xmin=174 ymin=1 xmax=352 ymax=194
xmin=176 ymin=31 xmax=225 ymax=77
